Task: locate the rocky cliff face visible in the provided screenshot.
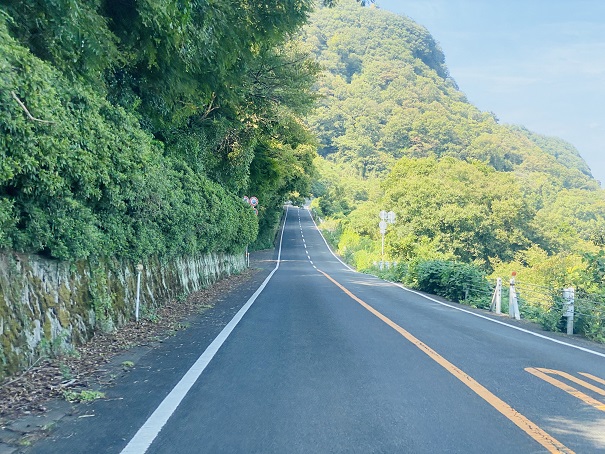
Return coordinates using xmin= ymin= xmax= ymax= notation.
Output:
xmin=0 ymin=251 xmax=245 ymax=378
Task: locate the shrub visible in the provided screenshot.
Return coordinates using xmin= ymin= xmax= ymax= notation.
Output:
xmin=409 ymin=259 xmax=490 ymax=303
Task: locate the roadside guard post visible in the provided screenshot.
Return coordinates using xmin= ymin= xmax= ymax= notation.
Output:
xmin=509 ymin=272 xmax=520 ymax=320
xmin=490 ymin=277 xmax=502 ymax=314
xmin=562 ymin=287 xmax=575 ymax=335
xmin=243 ymin=196 xmax=259 ymax=267
xmin=135 ymin=263 xmax=143 ymax=322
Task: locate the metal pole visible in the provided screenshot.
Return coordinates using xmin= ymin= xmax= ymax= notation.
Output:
xmin=379 ymin=212 xmax=388 ymax=269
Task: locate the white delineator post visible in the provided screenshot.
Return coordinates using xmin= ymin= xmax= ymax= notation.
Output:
xmin=135 ymin=263 xmax=143 ymax=322
xmin=509 ymin=273 xmax=520 ymax=320
xmin=490 ymin=277 xmax=502 ymax=314
xmin=243 ymin=196 xmax=259 ymax=268
xmin=563 ymin=287 xmax=575 ymax=335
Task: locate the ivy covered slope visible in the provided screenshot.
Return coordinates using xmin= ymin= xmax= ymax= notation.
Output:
xmin=304 ymin=2 xmax=605 ymax=338
xmin=0 ymin=1 xmax=323 ymax=261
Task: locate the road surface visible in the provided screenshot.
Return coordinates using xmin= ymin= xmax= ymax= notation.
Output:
xmin=30 ymin=206 xmax=605 ymax=453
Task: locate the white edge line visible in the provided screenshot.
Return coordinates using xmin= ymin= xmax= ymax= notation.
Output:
xmin=307 ymin=208 xmax=605 ymax=359
xmin=306 ymin=207 xmax=354 ymax=272
xmin=121 ymin=206 xmax=289 ymax=454
xmin=391 ymin=282 xmax=605 ymax=358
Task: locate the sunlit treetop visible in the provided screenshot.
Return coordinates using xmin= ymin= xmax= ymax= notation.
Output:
xmin=323 ymin=0 xmax=375 ymax=6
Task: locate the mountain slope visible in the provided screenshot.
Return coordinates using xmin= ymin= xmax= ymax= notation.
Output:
xmin=303 ymin=0 xmax=605 ymax=274
xmin=302 ymin=2 xmax=605 ymax=342
xmin=304 ymin=1 xmax=597 ymax=190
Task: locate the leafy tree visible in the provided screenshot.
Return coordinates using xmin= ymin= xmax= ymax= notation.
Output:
xmin=0 ymin=0 xmax=327 ymax=260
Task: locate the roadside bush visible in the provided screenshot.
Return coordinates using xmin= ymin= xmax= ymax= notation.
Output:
xmin=573 ymin=296 xmax=605 ymax=342
xmin=408 ymin=259 xmax=490 ymax=303
xmin=0 ymin=20 xmax=257 ymax=261
xmin=372 ymin=261 xmax=408 ymax=283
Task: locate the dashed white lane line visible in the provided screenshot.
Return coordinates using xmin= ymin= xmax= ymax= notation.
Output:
xmin=299 ymin=212 xmax=315 ymax=266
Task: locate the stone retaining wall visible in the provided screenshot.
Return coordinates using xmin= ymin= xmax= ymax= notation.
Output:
xmin=0 ymin=251 xmax=245 ymax=378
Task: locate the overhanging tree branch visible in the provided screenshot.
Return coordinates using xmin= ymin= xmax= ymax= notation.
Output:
xmin=11 ymin=91 xmax=55 ymax=124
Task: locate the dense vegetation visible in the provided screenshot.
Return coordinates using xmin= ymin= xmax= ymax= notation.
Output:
xmin=2 ymin=0 xmax=603 ymax=341
xmin=305 ymin=2 xmax=605 ymax=341
xmin=0 ymin=0 xmax=341 ymax=260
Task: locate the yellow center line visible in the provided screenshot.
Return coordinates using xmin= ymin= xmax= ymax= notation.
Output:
xmin=579 ymin=372 xmax=605 ymax=387
xmin=317 ymin=268 xmax=574 ymax=454
xmin=536 ymin=368 xmax=605 ymax=396
xmin=526 ymin=368 xmax=605 ymax=412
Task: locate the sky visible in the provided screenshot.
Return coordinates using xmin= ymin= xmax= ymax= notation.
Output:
xmin=375 ymin=0 xmax=605 ymax=186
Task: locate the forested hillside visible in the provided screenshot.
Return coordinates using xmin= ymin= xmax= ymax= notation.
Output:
xmin=2 ymin=0 xmax=604 ymax=342
xmin=0 ymin=0 xmax=332 ymax=260
xmin=305 ymin=2 xmax=605 ymax=340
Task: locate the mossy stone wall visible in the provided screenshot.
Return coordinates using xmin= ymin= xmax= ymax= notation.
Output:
xmin=0 ymin=251 xmax=245 ymax=378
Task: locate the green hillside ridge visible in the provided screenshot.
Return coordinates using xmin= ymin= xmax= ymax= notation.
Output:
xmin=304 ymin=1 xmax=605 ymax=341
xmin=305 ymin=2 xmax=596 ymax=188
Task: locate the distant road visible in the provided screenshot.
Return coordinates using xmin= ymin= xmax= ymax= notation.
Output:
xmin=32 ymin=207 xmax=605 ymax=453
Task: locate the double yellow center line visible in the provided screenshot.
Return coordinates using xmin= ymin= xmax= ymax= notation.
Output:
xmin=318 ymin=269 xmax=574 ymax=454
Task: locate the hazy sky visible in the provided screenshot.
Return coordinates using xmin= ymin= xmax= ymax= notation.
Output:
xmin=375 ymin=0 xmax=605 ymax=186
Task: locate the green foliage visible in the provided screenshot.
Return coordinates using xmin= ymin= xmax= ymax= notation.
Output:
xmin=1 ymin=0 xmax=326 ymax=261
xmin=63 ymin=389 xmax=105 ymax=403
xmin=372 ymin=261 xmax=408 ymax=283
xmin=530 ymin=189 xmax=605 ymax=253
xmin=406 ymin=260 xmax=490 ymax=304
xmin=304 ymin=3 xmax=605 ymax=343
xmin=511 ymin=126 xmax=593 ymax=178
xmin=575 ymin=310 xmax=605 ymax=343
xmin=383 ymin=158 xmax=538 ymax=265
xmin=304 ymin=2 xmax=598 ymax=192
xmin=35 ymin=329 xmax=77 ymax=359
xmin=3 ymin=0 xmax=121 ymax=81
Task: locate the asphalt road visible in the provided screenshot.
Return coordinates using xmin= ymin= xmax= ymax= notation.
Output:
xmin=30 ymin=206 xmax=605 ymax=453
